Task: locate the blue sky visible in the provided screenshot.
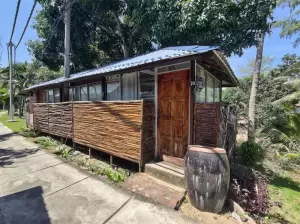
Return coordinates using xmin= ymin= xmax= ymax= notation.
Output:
xmin=0 ymin=1 xmax=298 ymax=77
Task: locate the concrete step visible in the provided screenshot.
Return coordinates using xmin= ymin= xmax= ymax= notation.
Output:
xmin=145 ymin=161 xmax=185 ymax=189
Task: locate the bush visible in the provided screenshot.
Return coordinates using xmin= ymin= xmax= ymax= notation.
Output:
xmin=237 ymin=141 xmax=264 ymax=166
xmin=34 ymin=136 xmax=59 ymax=148
xmin=277 ymin=153 xmax=300 ymax=169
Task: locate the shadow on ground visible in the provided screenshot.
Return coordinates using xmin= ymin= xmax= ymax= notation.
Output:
xmin=0 ymin=147 xmax=40 ymax=166
xmin=0 ymin=133 xmax=20 ymax=142
xmin=0 ymin=186 xmax=50 ymax=224
xmin=270 ymin=174 xmax=300 ymax=192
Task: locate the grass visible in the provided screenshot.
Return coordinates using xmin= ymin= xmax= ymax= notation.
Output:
xmin=0 ymin=112 xmax=26 ymax=133
xmin=265 ymin=165 xmax=300 ymax=224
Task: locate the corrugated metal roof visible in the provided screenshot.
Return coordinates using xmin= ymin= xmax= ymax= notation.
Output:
xmin=27 ymin=45 xmax=219 ymax=90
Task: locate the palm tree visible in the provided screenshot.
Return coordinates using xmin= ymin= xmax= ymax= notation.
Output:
xmin=0 ymin=62 xmax=35 ymax=117
xmin=248 ymin=33 xmax=265 ymax=142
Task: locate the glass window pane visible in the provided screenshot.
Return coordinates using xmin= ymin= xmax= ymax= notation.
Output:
xmin=74 ymin=87 xmax=80 ymax=101
xmin=44 ymin=90 xmax=48 ymax=103
xmin=207 ymin=74 xmax=214 ymax=102
xmin=54 ymin=88 xmax=60 ymax=103
xmin=48 ymin=89 xmax=54 ymax=103
xmin=89 ymin=83 xmax=102 ymax=101
xmin=80 ymin=86 xmax=88 ymax=101
xmin=139 ymin=70 xmax=154 ymax=100
xmin=69 ymin=88 xmax=73 ymax=101
xmin=195 ymin=66 xmax=206 ymax=102
xmin=214 ymin=80 xmax=220 ymax=102
xmin=122 ymin=72 xmax=138 ymax=100
xmin=107 ymin=82 xmax=120 ymax=100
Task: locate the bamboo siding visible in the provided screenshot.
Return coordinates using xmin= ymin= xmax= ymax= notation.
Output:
xmin=194 ymin=103 xmax=221 ymax=147
xmin=73 ymin=101 xmax=143 ymax=162
xmin=33 ymin=103 xmax=73 ymax=138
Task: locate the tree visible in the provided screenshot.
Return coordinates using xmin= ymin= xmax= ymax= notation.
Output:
xmin=248 ymin=34 xmax=265 ymax=142
xmin=29 ymin=0 xmax=276 ymax=71
xmin=275 ymin=0 xmax=300 ymax=47
xmin=239 ymin=56 xmax=275 ymax=76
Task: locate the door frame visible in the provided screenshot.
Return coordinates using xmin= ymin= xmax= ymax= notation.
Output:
xmin=154 ymin=61 xmax=193 ymax=161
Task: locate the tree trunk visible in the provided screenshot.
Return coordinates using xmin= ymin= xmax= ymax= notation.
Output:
xmin=248 ymin=33 xmax=265 ymax=142
xmin=122 ymin=40 xmax=130 ymax=59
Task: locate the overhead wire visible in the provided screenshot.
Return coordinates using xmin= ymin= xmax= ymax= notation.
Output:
xmin=9 ymin=0 xmax=22 ymax=43
xmin=15 ymin=0 xmax=38 ymax=49
xmin=26 ymin=0 xmax=77 ymax=77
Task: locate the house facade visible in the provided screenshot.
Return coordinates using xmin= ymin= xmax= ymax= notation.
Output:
xmin=26 ymin=46 xmax=238 ymax=170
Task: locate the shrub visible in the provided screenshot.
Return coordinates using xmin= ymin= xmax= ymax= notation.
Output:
xmin=237 ymin=141 xmax=264 ymax=166
xmin=34 ymin=136 xmax=58 ymax=148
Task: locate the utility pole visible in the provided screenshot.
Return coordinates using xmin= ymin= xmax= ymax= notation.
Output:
xmin=7 ymin=41 xmax=15 ymax=122
xmin=64 ymin=0 xmax=71 ymax=78
xmin=63 ymin=0 xmax=71 ymax=101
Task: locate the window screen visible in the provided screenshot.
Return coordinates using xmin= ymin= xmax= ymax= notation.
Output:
xmin=206 ymin=74 xmax=214 ymax=102
xmin=214 ymin=80 xmax=221 ymax=102
xmin=54 ymin=88 xmax=60 ymax=103
xmin=195 ymin=66 xmax=206 ymax=102
xmin=139 ymin=70 xmax=155 ymax=100
xmin=107 ymin=82 xmax=121 ymax=100
xmin=80 ymin=86 xmax=88 ymax=101
xmin=48 ymin=89 xmax=54 ymax=103
xmin=89 ymin=83 xmax=102 ymax=101
xmin=122 ymin=72 xmax=138 ymax=100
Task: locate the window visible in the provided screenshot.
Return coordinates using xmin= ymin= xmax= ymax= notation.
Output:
xmin=139 ymin=70 xmax=155 ymax=100
xmin=195 ymin=64 xmax=222 ymax=103
xmin=80 ymin=86 xmax=88 ymax=101
xmin=157 ymin=62 xmax=190 ymax=74
xmin=54 ymin=88 xmax=60 ymax=103
xmin=214 ymin=80 xmax=221 ymax=102
xmin=195 ymin=66 xmax=206 ymax=102
xmin=122 ymin=72 xmax=138 ymax=100
xmin=48 ymin=89 xmax=54 ymax=103
xmin=44 ymin=90 xmax=48 ymax=103
xmin=69 ymin=88 xmax=73 ymax=101
xmin=107 ymin=82 xmax=121 ymax=100
xmin=88 ymin=83 xmax=102 ymax=101
xmin=44 ymin=88 xmax=60 ymax=103
xmin=206 ymin=74 xmax=214 ymax=102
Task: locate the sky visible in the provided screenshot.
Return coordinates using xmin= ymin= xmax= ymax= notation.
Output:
xmin=0 ymin=1 xmax=298 ymax=77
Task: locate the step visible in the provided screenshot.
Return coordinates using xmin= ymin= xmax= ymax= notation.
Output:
xmin=145 ymin=161 xmax=185 ymax=189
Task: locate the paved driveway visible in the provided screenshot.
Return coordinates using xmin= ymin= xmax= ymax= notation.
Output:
xmin=0 ymin=123 xmax=196 ymax=224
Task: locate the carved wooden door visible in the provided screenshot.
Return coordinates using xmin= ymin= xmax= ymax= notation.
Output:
xmin=158 ymin=70 xmax=189 ymax=159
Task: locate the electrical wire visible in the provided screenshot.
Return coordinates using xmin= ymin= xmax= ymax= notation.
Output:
xmin=15 ymin=0 xmax=38 ymax=49
xmin=26 ymin=0 xmax=76 ymax=76
xmin=9 ymin=0 xmax=22 ymax=43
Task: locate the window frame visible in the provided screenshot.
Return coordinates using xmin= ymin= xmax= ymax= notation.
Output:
xmin=195 ymin=63 xmax=222 ymax=103
xmin=88 ymin=82 xmax=103 ymax=101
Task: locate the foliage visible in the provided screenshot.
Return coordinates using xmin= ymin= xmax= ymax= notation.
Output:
xmin=229 ymin=164 xmax=269 ymax=215
xmin=34 ymin=136 xmax=59 ymax=148
xmin=0 ymin=113 xmax=26 ymax=133
xmin=20 ymin=127 xmax=39 ymax=138
xmin=237 ymin=141 xmax=264 ymax=166
xmin=238 ymin=56 xmax=275 ymax=76
xmin=29 ymin=0 xmax=276 ymax=71
xmin=274 ymin=0 xmax=300 ymax=47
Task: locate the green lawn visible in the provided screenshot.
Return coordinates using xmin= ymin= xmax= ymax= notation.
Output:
xmin=267 ymin=169 xmax=300 ymax=224
xmin=0 ymin=113 xmax=26 ymax=133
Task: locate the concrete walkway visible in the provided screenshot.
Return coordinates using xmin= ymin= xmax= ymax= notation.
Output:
xmin=0 ymin=123 xmax=197 ymax=224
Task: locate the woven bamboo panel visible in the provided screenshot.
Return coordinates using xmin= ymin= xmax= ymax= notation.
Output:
xmin=48 ymin=103 xmax=73 ymax=138
xmin=194 ymin=103 xmax=221 ymax=147
xmin=33 ymin=104 xmax=48 ymax=133
xmin=141 ymin=100 xmax=155 ymax=164
xmin=33 ymin=103 xmax=73 ymax=138
xmin=73 ymin=101 xmax=142 ymax=162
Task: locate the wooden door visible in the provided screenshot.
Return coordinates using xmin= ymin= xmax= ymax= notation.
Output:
xmin=158 ymin=70 xmax=190 ymax=159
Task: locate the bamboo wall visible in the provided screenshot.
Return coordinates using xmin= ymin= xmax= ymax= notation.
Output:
xmin=73 ymin=101 xmax=143 ymax=162
xmin=193 ymin=103 xmax=221 ymax=147
xmin=33 ymin=102 xmax=73 ymax=138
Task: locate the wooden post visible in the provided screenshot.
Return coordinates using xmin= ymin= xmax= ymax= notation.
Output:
xmin=73 ymin=142 xmax=76 ymax=151
xmin=89 ymin=148 xmax=92 ymax=159
xmin=110 ymin=155 xmax=113 ymax=165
